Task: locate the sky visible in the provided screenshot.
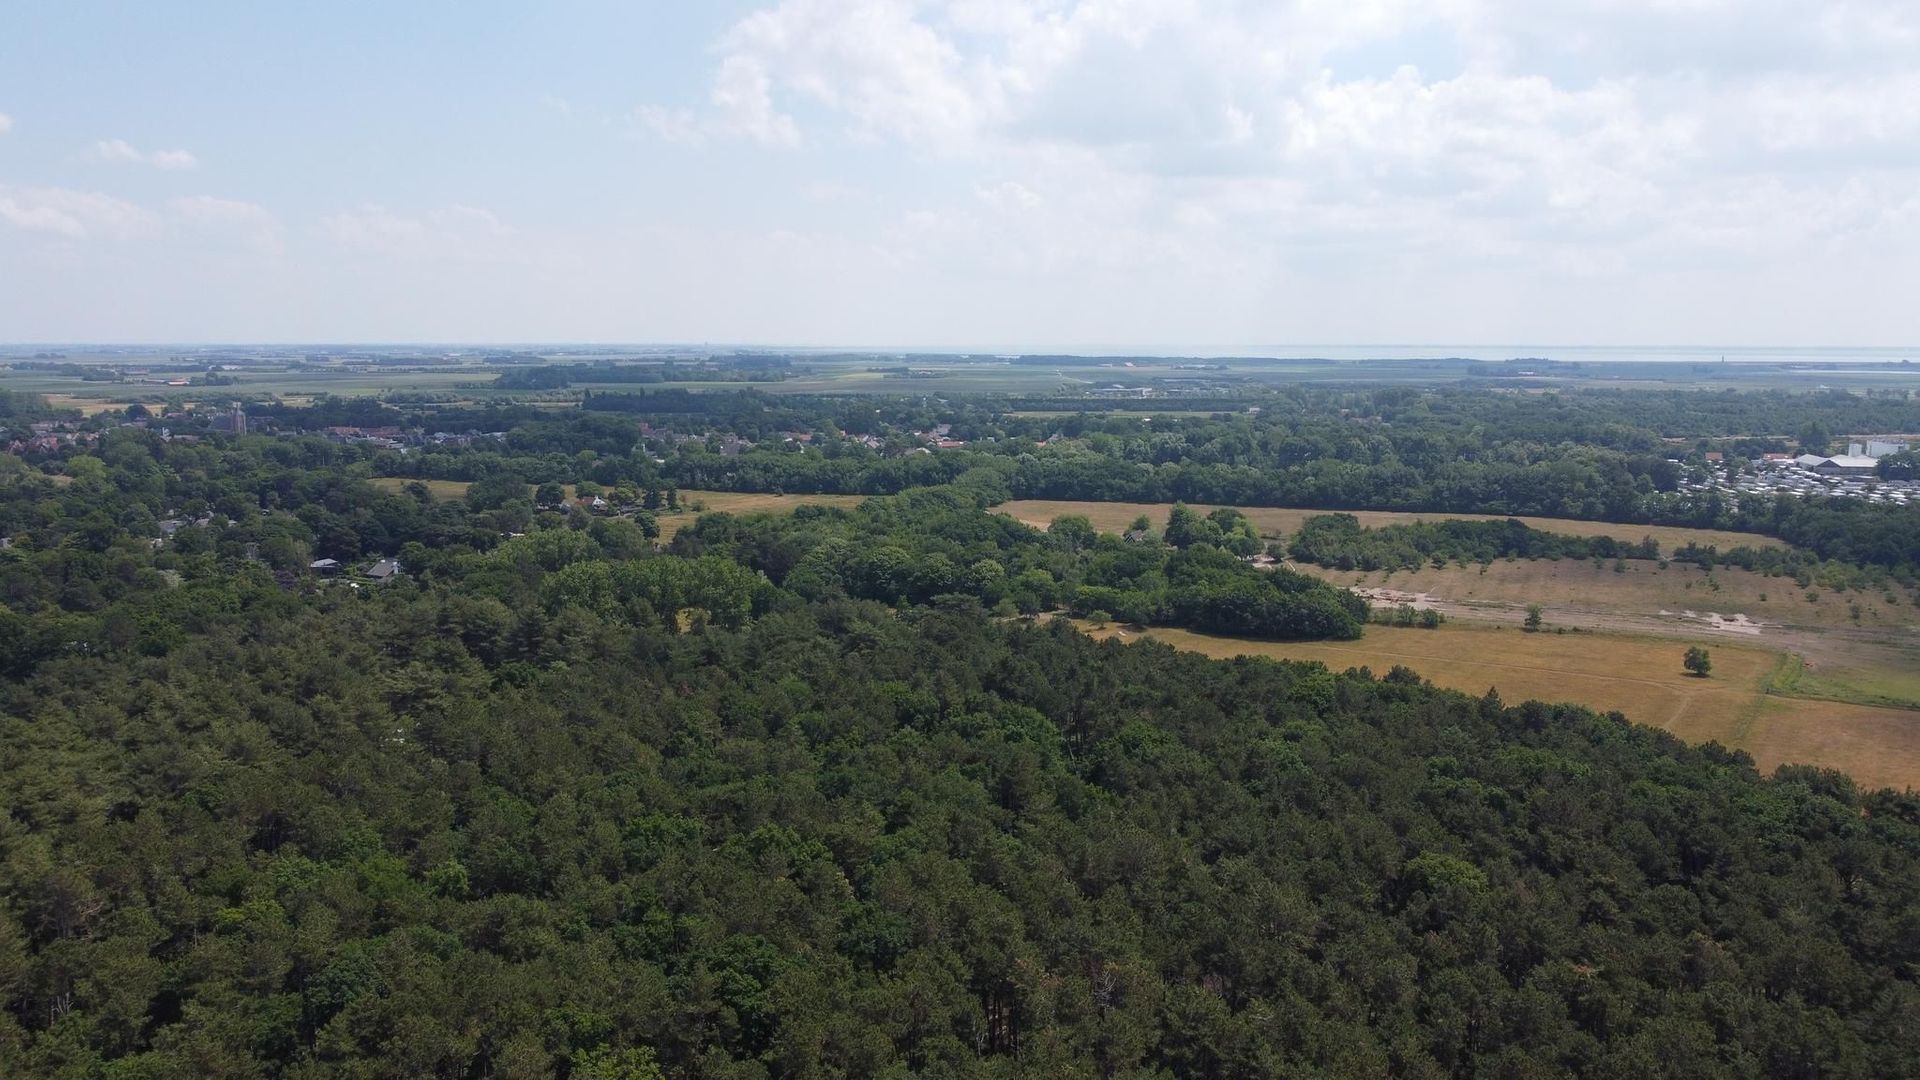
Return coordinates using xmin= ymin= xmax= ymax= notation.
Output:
xmin=1 ymin=0 xmax=1917 ymax=348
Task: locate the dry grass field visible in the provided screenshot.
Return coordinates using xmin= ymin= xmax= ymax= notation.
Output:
xmin=997 ymin=499 xmax=1781 ymax=552
xmin=1303 ymin=559 xmax=1918 ymax=631
xmin=661 ymin=491 xmax=866 ymax=540
xmin=44 ymin=394 xmax=130 ymax=416
xmin=1077 ymin=621 xmax=1920 ymax=791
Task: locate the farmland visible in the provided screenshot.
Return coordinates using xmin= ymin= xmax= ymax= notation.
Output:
xmin=0 ymin=365 xmax=496 ymax=410
xmin=1078 ymin=621 xmax=1920 ymax=791
xmin=996 ymin=498 xmax=1781 ymax=552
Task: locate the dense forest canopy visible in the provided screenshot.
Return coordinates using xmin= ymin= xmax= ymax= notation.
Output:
xmin=5 ymin=587 xmax=1919 ymax=1077
xmin=4 ymin=381 xmax=1920 ymax=1075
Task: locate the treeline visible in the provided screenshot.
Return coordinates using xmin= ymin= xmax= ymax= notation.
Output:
xmin=1072 ymin=544 xmax=1367 ymax=638
xmin=662 ymin=444 xmax=1675 ymax=521
xmin=1754 ymin=495 xmax=1920 ymax=574
xmin=1289 ymin=514 xmax=1661 ymax=572
xmin=1668 ymin=540 xmax=1909 ymax=597
xmin=0 ymin=389 xmax=60 ymax=424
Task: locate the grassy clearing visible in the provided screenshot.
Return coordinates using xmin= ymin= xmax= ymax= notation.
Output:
xmin=1768 ymin=653 xmax=1920 ymax=711
xmin=996 ymin=499 xmax=1781 ymax=552
xmin=1301 ymin=559 xmax=1914 ymax=631
xmin=1077 ymin=620 xmax=1920 ymax=792
xmin=662 ymin=491 xmax=866 ymax=540
xmin=368 ymin=478 xmax=474 ymax=499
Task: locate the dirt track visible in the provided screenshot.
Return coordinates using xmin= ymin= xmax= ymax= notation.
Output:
xmin=1343 ymin=572 xmax=1920 ymax=705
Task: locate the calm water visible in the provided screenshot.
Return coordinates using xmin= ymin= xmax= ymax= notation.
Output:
xmin=908 ymin=345 xmax=1920 ymax=364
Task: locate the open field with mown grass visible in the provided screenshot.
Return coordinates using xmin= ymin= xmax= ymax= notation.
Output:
xmin=1077 ymin=620 xmax=1920 ymax=791
xmin=996 ymin=499 xmax=1781 ymax=553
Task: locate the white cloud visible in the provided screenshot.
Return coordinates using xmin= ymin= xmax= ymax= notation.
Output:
xmin=641 ymin=2 xmax=1920 ymax=306
xmin=0 ymin=188 xmax=285 ymax=249
xmin=710 ymin=54 xmax=801 ymax=145
xmin=95 ymin=138 xmax=198 ymax=169
xmin=976 ymin=179 xmax=1041 ymax=210
xmin=633 ymin=67 xmax=800 ymax=146
xmin=633 ymin=104 xmax=706 ymax=144
xmin=801 ymin=180 xmax=873 ymax=203
xmin=0 ymin=112 xmax=12 ymax=135
xmin=0 ymin=186 xmax=156 ymax=238
xmin=319 ymin=203 xmax=511 ymax=260
xmin=169 ymin=195 xmax=282 ymax=249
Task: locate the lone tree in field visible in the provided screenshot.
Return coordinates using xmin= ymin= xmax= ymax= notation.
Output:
xmin=1523 ymin=604 xmax=1544 ymax=632
xmin=1684 ymin=646 xmax=1712 ymax=677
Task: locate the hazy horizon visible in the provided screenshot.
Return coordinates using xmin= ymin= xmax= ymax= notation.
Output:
xmin=5 ymin=342 xmax=1919 ymax=369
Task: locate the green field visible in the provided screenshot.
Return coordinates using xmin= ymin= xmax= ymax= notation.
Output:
xmin=1767 ymin=653 xmax=1920 ymax=711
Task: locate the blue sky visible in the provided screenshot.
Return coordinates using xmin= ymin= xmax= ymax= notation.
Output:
xmin=2 ymin=1 xmax=1916 ymax=346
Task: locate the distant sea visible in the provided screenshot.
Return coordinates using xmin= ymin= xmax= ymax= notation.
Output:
xmin=897 ymin=345 xmax=1920 ymax=364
